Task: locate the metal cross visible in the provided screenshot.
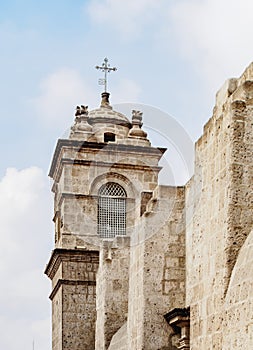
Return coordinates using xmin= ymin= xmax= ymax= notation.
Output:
xmin=95 ymin=57 xmax=117 ymax=92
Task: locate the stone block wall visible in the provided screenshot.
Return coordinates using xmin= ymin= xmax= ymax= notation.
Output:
xmin=50 ymin=142 xmax=164 ymax=251
xmin=45 ymin=249 xmax=99 ymax=350
xmin=185 ymin=63 xmax=253 ymax=349
xmin=127 ymin=240 xmax=145 ymax=350
xmin=185 ymin=107 xmax=231 ymax=348
xmin=52 ymin=285 xmax=62 ymax=350
xmin=46 ymin=63 xmax=253 ymax=350
xmin=223 ymin=229 xmax=253 ymax=349
xmin=128 ymin=185 xmax=186 ymax=350
xmin=95 ymin=237 xmax=130 ymax=350
xmin=61 ymin=283 xmax=96 ymax=349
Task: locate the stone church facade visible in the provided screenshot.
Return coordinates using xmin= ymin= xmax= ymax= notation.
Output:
xmin=45 ymin=63 xmax=253 ymax=349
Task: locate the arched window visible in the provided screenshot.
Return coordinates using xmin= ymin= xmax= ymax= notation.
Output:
xmin=98 ymin=182 xmax=126 ymax=238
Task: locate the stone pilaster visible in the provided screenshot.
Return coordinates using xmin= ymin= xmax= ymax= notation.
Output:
xmin=45 ymin=249 xmax=99 ymax=350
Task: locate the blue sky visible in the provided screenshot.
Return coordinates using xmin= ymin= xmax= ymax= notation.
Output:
xmin=1 ymin=0 xmax=253 ymax=349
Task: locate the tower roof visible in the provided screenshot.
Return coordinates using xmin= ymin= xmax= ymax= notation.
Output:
xmin=69 ymin=91 xmax=151 ymax=146
xmin=88 ymin=92 xmax=131 ymax=128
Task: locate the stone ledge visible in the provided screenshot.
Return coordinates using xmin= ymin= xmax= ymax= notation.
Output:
xmin=44 ymin=248 xmax=99 ymax=280
xmin=49 ymin=139 xmax=166 ymax=179
xmin=49 ymin=278 xmax=96 ymax=300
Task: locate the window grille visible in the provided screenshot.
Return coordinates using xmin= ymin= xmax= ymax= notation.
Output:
xmin=98 ymin=182 xmax=126 ymax=238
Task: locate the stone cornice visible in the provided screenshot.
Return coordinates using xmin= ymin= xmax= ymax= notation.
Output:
xmin=49 ymin=139 xmax=166 ymax=180
xmin=58 ymin=193 xmax=135 ymax=207
xmin=52 ymin=158 xmax=162 ymax=185
xmin=44 ymin=248 xmax=99 ymax=280
xmin=62 ymin=158 xmax=162 ymax=171
xmin=49 ymin=278 xmax=96 ymax=300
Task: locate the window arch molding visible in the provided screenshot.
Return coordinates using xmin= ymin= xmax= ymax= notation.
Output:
xmin=89 ymin=172 xmax=135 ymax=198
xmin=97 ymin=182 xmax=126 ymax=238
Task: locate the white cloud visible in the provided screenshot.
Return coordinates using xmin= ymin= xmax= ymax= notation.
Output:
xmin=111 ymin=78 xmax=142 ymax=104
xmin=87 ymin=0 xmax=163 ymax=39
xmin=169 ymin=0 xmax=253 ymax=90
xmin=86 ymin=0 xmax=253 ymax=92
xmin=30 ymin=68 xmax=99 ymax=129
xmin=0 ymin=167 xmax=52 ymax=350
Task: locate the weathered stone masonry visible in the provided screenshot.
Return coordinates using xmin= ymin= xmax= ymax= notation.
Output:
xmin=45 ymin=249 xmax=99 ymax=350
xmin=46 ymin=63 xmax=253 ymax=350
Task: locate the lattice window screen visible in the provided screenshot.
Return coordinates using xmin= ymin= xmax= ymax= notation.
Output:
xmin=98 ymin=182 xmax=126 ymax=238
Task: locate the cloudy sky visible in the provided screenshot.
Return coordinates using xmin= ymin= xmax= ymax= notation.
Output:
xmin=1 ymin=1 xmax=253 ymax=349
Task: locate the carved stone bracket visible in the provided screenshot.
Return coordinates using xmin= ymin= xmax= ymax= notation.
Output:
xmin=164 ymin=307 xmax=190 ymax=350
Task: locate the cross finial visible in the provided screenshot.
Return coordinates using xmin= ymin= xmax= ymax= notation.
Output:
xmin=95 ymin=57 xmax=117 ymax=92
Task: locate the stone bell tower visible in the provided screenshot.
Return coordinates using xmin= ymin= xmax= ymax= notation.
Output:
xmin=45 ymin=61 xmax=166 ymax=349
